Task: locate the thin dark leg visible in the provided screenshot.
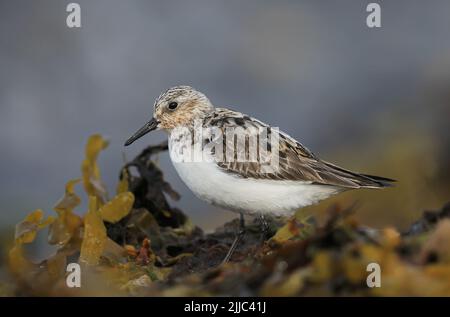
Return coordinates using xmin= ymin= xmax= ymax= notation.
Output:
xmin=259 ymin=214 xmax=270 ymax=244
xmin=222 ymin=213 xmax=245 ymax=264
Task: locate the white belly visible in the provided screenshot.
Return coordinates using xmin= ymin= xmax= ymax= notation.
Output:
xmin=168 ymin=131 xmax=340 ymax=216
xmin=169 ymin=152 xmax=339 ymax=216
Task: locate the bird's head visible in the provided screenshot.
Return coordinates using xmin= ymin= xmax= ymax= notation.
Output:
xmin=125 ymin=85 xmax=214 ymax=146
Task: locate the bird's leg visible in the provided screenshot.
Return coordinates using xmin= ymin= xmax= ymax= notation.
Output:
xmin=258 ymin=214 xmax=270 ymax=244
xmin=222 ymin=212 xmax=246 ymax=264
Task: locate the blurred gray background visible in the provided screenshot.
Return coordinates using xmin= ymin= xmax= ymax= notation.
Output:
xmin=1 ymin=0 xmax=450 ymax=232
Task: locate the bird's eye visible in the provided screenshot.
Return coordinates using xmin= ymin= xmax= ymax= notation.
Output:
xmin=168 ymin=102 xmax=178 ymax=110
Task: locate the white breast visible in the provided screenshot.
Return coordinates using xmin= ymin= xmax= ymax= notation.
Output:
xmin=168 ymin=133 xmax=340 ymax=216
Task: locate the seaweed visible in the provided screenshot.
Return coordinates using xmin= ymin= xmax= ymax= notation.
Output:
xmin=3 ymin=134 xmax=450 ymax=296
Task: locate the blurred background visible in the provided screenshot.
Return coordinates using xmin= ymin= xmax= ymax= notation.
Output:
xmin=0 ymin=0 xmax=449 ymax=246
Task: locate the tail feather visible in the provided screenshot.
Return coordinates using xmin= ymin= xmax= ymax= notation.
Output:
xmin=322 ymin=161 xmax=396 ymax=189
xmin=359 ymin=173 xmax=396 ymax=188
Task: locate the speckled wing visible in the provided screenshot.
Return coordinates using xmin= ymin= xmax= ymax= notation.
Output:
xmin=203 ymin=108 xmax=394 ymax=189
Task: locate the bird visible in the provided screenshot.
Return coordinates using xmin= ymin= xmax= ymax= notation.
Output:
xmin=124 ymin=85 xmax=395 ymax=262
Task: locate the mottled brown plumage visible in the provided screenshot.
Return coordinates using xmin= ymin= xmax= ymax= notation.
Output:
xmin=203 ymin=108 xmax=394 ymax=189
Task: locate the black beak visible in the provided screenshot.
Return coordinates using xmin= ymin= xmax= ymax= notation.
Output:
xmin=124 ymin=117 xmax=159 ymax=146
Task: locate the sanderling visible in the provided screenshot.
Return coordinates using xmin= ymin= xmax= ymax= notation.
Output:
xmin=125 ymin=85 xmax=394 ymax=262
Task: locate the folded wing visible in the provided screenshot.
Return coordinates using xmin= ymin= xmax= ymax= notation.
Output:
xmin=204 ymin=108 xmax=395 ymax=189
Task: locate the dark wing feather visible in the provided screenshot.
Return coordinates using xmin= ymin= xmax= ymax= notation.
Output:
xmin=204 ymin=108 xmax=395 ymax=189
